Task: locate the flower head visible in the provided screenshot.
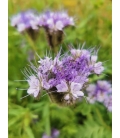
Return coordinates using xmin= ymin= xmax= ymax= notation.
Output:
xmin=38 ymin=10 xmax=74 ymax=47
xmin=10 ymin=10 xmax=39 ymax=32
xmin=21 ymin=45 xmax=104 ymax=105
xmin=86 ymin=80 xmax=112 ymax=111
xmin=38 ymin=10 xmax=74 ymax=32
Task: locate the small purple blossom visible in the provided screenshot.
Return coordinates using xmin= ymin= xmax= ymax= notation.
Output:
xmin=38 ymin=10 xmax=74 ymax=32
xmin=93 ymin=62 xmax=104 ymax=75
xmin=86 ymin=80 xmax=112 ymax=111
xmin=10 ymin=10 xmax=75 ymax=47
xmin=38 ymin=10 xmax=74 ymax=47
xmin=38 ymin=57 xmax=54 ymax=73
xmin=10 ymin=10 xmax=39 ymax=32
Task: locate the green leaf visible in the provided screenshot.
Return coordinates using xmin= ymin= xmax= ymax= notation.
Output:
xmin=25 ymin=126 xmax=35 ymax=138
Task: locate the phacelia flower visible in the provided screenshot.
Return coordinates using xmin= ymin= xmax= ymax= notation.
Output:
xmin=11 ymin=10 xmax=39 ymax=31
xmin=38 ymin=10 xmax=74 ymax=31
xmin=38 ymin=10 xmax=75 ymax=47
xmin=21 ymin=45 xmax=104 ymax=105
xmin=11 ymin=10 xmax=75 ymax=46
xmin=10 ymin=10 xmax=39 ymax=40
xmin=86 ymin=80 xmax=112 ymax=111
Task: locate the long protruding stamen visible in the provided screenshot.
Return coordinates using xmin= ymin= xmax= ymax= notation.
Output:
xmin=21 ymin=70 xmax=29 ymax=80
xmin=28 ymin=62 xmax=38 ymax=73
xmin=41 ymin=91 xmax=57 ymax=97
xmin=20 ymin=94 xmax=29 ymax=100
xmin=35 ymin=52 xmax=40 ymax=59
xmin=14 ymin=80 xmax=27 ymax=82
xmin=16 ymin=88 xmax=27 ymax=90
xmin=81 ymin=42 xmax=86 ymax=50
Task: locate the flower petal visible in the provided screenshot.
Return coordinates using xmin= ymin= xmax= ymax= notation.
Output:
xmin=64 ymin=94 xmax=70 ymax=100
xmin=56 ymin=80 xmax=68 ymax=92
xmin=27 ymin=87 xmax=39 ymax=97
xmin=74 ymin=91 xmax=84 ymax=97
xmin=70 ymin=82 xmax=82 ymax=93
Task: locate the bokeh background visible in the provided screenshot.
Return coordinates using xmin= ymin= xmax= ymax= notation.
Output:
xmin=8 ymin=0 xmax=112 ymax=138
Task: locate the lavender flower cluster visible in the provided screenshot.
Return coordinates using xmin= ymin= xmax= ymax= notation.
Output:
xmin=11 ymin=10 xmax=74 ymax=32
xmin=86 ymin=80 xmax=112 ymax=111
xmin=10 ymin=10 xmax=74 ymax=46
xmin=23 ymin=46 xmax=104 ymax=105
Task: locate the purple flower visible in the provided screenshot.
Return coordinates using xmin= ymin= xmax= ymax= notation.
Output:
xmin=10 ymin=10 xmax=75 ymax=45
xmin=38 ymin=57 xmax=54 ymax=73
xmin=21 ymin=46 xmax=104 ymax=105
xmin=51 ymin=47 xmax=104 ymax=88
xmin=10 ymin=10 xmax=39 ymax=32
xmin=37 ymin=10 xmax=74 ymax=47
xmin=93 ymin=62 xmax=104 ymax=75
xmin=38 ymin=10 xmax=74 ymax=31
xmin=86 ymin=80 xmax=112 ymax=111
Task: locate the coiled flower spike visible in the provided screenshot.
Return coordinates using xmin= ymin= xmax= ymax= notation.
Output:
xmin=19 ymin=45 xmax=104 ymax=106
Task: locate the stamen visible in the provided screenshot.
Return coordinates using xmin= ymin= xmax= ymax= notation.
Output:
xmin=41 ymin=90 xmax=57 ymax=97
xmin=81 ymin=42 xmax=86 ymax=50
xmin=20 ymin=94 xmax=30 ymax=100
xmin=35 ymin=52 xmax=40 ymax=59
xmin=14 ymin=80 xmax=27 ymax=82
xmin=16 ymin=88 xmax=27 ymax=90
xmin=102 ymin=60 xmax=110 ymax=64
xmin=21 ymin=70 xmax=29 ymax=80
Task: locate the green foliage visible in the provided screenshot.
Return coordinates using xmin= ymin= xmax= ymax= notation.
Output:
xmin=8 ymin=0 xmax=112 ymax=138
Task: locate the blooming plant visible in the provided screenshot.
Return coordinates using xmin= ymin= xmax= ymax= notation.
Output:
xmin=9 ymin=2 xmax=112 ymax=138
xmin=11 ymin=10 xmax=74 ymax=48
xmin=11 ymin=9 xmax=111 ymax=107
xmin=21 ymin=45 xmax=104 ymax=106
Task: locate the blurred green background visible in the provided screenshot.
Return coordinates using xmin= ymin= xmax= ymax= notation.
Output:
xmin=8 ymin=0 xmax=112 ymax=138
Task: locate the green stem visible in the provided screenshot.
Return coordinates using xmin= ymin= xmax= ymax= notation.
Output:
xmin=24 ymin=32 xmax=36 ymax=53
xmin=52 ymin=32 xmax=59 ymax=54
